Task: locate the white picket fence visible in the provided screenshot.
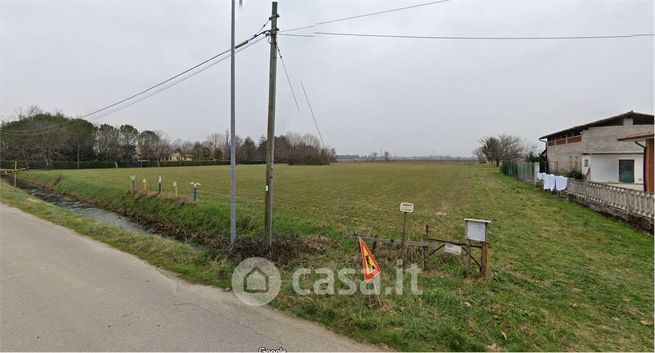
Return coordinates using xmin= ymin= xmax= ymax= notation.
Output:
xmin=567 ymin=180 xmax=654 ymax=219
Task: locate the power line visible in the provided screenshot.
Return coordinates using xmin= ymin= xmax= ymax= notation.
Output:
xmin=80 ymin=30 xmax=266 ymax=121
xmin=313 ymin=31 xmax=655 ymax=40
xmin=300 ymin=81 xmax=326 ymax=150
xmin=1 ymin=32 xmax=268 ymax=136
xmin=0 ymin=39 xmax=265 ymax=137
xmin=315 ymin=0 xmax=450 ymax=26
xmin=280 ymin=0 xmax=450 ymax=33
xmin=278 ymin=33 xmax=315 ymax=38
xmin=276 ymin=46 xmax=300 ymax=112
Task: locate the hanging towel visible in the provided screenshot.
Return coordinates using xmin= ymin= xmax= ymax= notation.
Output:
xmin=537 ymin=173 xmax=544 ymax=181
xmin=556 ymin=175 xmax=568 ymax=191
xmin=544 ymin=174 xmax=556 ymax=191
xmin=542 ymin=174 xmax=549 ymax=190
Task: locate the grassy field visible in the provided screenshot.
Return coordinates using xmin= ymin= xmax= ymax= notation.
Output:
xmin=17 ymin=162 xmax=473 ymax=239
xmin=8 ymin=162 xmax=655 ymax=351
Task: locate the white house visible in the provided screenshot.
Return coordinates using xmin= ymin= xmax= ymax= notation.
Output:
xmin=540 ymin=111 xmax=654 ymax=186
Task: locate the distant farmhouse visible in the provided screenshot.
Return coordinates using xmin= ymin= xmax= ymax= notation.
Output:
xmin=169 ymin=149 xmax=192 ymax=162
xmin=540 ymin=111 xmax=654 ymax=191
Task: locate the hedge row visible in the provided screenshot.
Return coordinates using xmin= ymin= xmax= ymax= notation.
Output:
xmin=0 ymin=160 xmax=266 ymax=170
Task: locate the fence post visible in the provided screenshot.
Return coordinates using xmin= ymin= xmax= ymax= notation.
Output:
xmin=465 ymin=239 xmax=472 ymax=278
xmin=532 ymin=162 xmax=539 ymax=185
xmin=129 ymin=176 xmax=136 ymax=193
xmin=422 ymin=224 xmax=429 ymax=271
xmin=13 ymin=161 xmax=17 ymax=187
xmin=481 ymin=242 xmax=488 ymax=280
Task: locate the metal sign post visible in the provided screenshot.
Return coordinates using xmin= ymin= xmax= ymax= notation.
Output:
xmin=191 ymin=182 xmax=201 ymax=202
xmin=399 ymin=202 xmax=414 ymax=262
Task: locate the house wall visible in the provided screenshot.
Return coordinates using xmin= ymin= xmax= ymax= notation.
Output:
xmin=581 ymin=117 xmax=646 ymax=152
xmin=546 ymin=116 xmax=649 ymax=175
xmin=586 ymin=154 xmax=644 ymax=183
xmin=546 ymin=139 xmax=585 ymax=174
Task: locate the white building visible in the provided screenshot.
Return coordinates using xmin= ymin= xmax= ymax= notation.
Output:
xmin=540 ymin=111 xmax=653 ymax=186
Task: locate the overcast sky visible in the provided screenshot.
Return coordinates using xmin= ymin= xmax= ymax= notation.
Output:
xmin=1 ymin=0 xmax=653 ymax=156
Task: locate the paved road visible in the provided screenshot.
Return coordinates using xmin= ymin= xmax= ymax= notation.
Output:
xmin=0 ymin=204 xmax=375 ymax=351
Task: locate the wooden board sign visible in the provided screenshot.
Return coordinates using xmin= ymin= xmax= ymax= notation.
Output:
xmin=444 ymin=243 xmax=462 ymax=255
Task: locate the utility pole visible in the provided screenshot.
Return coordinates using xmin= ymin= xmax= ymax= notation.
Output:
xmin=229 ymin=0 xmax=238 ymax=247
xmin=263 ymin=1 xmax=278 ymax=246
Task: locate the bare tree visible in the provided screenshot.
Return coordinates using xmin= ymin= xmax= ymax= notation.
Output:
xmin=154 ymin=131 xmax=172 ymax=162
xmin=206 ymin=132 xmax=226 ymax=160
xmin=383 ymin=151 xmax=391 ymax=161
xmin=96 ymin=124 xmax=120 ymax=162
xmin=479 ymin=137 xmax=502 ymax=166
xmin=118 ymin=124 xmax=139 ymax=163
xmin=137 ymin=130 xmax=160 ymax=161
xmin=479 ymin=134 xmax=529 ymax=166
xmin=498 ymin=134 xmax=525 ymax=162
xmin=473 ymin=147 xmax=486 ymax=164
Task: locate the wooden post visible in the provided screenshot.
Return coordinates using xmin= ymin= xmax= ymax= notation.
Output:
xmin=422 ymin=224 xmax=429 ymax=271
xmin=466 ymin=239 xmax=472 ymax=277
xmin=481 ymin=242 xmax=488 ymax=280
xmin=13 ymin=161 xmax=17 ymax=187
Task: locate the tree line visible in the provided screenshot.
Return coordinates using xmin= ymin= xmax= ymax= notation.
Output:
xmin=0 ymin=107 xmax=336 ymax=168
xmin=474 ymin=134 xmax=542 ymax=166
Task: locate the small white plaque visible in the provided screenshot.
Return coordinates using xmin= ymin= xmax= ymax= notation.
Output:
xmin=400 ymin=202 xmax=414 ymax=213
xmin=444 ymin=243 xmax=462 ymax=255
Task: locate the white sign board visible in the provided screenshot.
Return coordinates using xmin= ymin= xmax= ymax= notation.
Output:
xmin=465 ymin=218 xmax=490 ymax=242
xmin=399 ymin=202 xmax=414 ymax=213
xmin=444 ymin=243 xmax=462 ymax=255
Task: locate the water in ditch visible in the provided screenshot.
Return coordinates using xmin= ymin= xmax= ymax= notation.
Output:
xmin=4 ymin=177 xmax=154 ymax=234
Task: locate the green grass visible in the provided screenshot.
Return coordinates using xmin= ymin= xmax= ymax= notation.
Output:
xmin=8 ymin=162 xmax=654 ymax=351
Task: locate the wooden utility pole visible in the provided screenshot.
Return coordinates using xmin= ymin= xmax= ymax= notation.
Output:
xmin=263 ymin=1 xmax=278 ymax=246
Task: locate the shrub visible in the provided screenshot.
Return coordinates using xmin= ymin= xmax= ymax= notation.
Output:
xmin=567 ymin=170 xmax=585 ymax=180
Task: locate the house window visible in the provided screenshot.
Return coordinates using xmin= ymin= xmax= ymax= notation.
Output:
xmin=584 ymin=159 xmax=589 ymax=167
xmin=619 ymin=160 xmax=635 ymax=183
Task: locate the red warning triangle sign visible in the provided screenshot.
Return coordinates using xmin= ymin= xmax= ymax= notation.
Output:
xmin=358 ymin=238 xmax=381 ymax=282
